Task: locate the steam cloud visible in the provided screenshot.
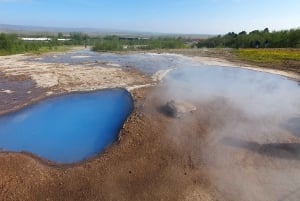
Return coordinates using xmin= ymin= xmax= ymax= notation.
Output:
xmin=155 ymin=63 xmax=300 ymax=201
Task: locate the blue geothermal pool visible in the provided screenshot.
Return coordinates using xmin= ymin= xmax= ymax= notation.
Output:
xmin=0 ymin=89 xmax=133 ymax=164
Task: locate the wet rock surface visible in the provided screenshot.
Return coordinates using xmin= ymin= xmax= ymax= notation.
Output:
xmin=0 ymin=72 xmax=46 ymax=115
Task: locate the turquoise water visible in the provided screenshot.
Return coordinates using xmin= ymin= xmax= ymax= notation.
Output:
xmin=0 ymin=89 xmax=133 ymax=164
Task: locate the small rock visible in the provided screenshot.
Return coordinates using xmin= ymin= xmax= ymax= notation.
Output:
xmin=162 ymin=100 xmax=196 ymax=118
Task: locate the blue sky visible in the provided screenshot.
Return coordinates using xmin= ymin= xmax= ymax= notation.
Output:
xmin=0 ymin=0 xmax=300 ymax=34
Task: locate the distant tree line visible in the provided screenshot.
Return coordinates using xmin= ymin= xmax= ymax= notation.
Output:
xmin=0 ymin=32 xmax=187 ymax=54
xmin=92 ymin=36 xmax=186 ymax=51
xmin=0 ymin=33 xmax=45 ymax=54
xmin=2 ymin=28 xmax=300 ymax=55
xmin=197 ymin=28 xmax=300 ymax=48
xmin=0 ymin=32 xmax=90 ymax=55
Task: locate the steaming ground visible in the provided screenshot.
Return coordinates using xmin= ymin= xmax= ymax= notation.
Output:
xmin=157 ymin=66 xmax=300 ymax=201
xmin=1 ymin=49 xmax=300 ymax=200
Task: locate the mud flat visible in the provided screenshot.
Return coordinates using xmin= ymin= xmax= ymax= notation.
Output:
xmin=1 ymin=50 xmax=300 ymax=201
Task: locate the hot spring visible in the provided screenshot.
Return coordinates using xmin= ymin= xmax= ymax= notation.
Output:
xmin=0 ymin=89 xmax=133 ymax=164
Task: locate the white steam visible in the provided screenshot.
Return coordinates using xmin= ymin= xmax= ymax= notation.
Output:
xmin=158 ymin=64 xmax=300 ymax=201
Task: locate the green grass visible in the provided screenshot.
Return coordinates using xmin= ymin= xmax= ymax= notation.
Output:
xmin=27 ymin=45 xmax=75 ymax=55
xmin=234 ymin=49 xmax=300 ymax=64
xmin=0 ymin=50 xmax=10 ymax=56
xmin=0 ymin=45 xmax=76 ymax=56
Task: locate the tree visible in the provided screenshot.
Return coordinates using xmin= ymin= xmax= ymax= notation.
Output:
xmin=263 ymin=28 xmax=269 ymax=33
xmin=58 ymin=32 xmax=64 ymax=38
xmin=196 ymin=28 xmax=300 ymax=48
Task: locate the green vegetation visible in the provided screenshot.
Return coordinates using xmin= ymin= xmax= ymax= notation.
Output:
xmin=0 ymin=32 xmax=187 ymax=55
xmin=0 ymin=33 xmax=39 ymax=55
xmin=197 ymin=28 xmax=300 ymax=48
xmin=3 ymin=27 xmax=300 ymax=58
xmin=92 ymin=36 xmax=123 ymax=51
xmin=0 ymin=32 xmax=87 ymax=55
xmin=92 ymin=36 xmax=186 ymax=52
xmin=234 ymin=48 xmax=300 ymax=64
xmin=27 ymin=45 xmax=75 ymax=55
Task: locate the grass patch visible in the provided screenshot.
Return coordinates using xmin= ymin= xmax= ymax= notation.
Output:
xmin=0 ymin=50 xmax=10 ymax=56
xmin=27 ymin=45 xmax=75 ymax=55
xmin=234 ymin=49 xmax=300 ymax=64
xmin=0 ymin=45 xmax=76 ymax=56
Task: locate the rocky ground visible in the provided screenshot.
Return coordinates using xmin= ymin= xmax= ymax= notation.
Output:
xmin=0 ymin=51 xmax=220 ymax=201
xmin=0 ymin=49 xmax=300 ymax=201
xmin=0 ymin=86 xmax=223 ymax=201
xmin=0 ymin=52 xmax=151 ymax=115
